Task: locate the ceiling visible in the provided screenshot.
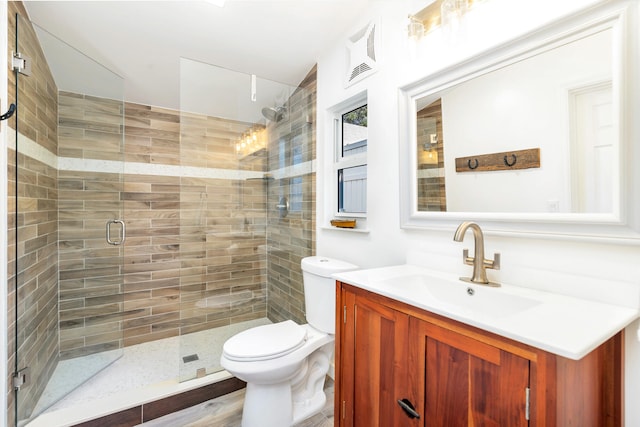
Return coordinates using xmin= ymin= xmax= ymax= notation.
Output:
xmin=23 ymin=0 xmax=370 ymax=118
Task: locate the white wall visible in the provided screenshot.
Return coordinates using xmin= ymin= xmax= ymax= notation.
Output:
xmin=316 ymin=0 xmax=640 ymax=424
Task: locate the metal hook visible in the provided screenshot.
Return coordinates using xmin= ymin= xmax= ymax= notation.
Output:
xmin=504 ymin=154 xmax=517 ymax=167
xmin=1 ymin=104 xmax=16 ymax=121
xmin=468 ymin=158 xmax=479 ymax=170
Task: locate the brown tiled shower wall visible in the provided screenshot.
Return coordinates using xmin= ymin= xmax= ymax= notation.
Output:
xmin=57 ymin=95 xmax=271 ymax=356
xmin=266 ymin=72 xmax=317 ymax=324
xmin=7 ymin=3 xmax=317 ymax=424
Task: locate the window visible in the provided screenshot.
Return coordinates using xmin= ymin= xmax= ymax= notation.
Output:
xmin=338 ymin=165 xmax=366 ymax=213
xmin=334 ymin=101 xmax=367 ymax=215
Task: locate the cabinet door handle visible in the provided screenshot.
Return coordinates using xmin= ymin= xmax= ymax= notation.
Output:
xmin=397 ymin=398 xmax=421 ymax=419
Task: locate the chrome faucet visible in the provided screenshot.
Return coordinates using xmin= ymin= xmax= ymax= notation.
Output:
xmin=453 ymin=221 xmax=501 ymax=287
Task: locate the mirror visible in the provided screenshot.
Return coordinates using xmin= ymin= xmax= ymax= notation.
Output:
xmin=399 ymin=1 xmax=640 ymax=241
xmin=416 ymin=28 xmax=612 ymax=214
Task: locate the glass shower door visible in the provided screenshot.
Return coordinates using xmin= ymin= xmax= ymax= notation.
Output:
xmin=177 ymin=58 xmax=295 ymax=381
xmin=12 ymin=13 xmax=125 ymax=425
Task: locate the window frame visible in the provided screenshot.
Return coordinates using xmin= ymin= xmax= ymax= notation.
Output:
xmin=332 ymin=95 xmax=368 ymax=218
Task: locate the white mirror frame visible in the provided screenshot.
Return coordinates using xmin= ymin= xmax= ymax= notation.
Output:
xmin=399 ymin=0 xmax=640 ymax=244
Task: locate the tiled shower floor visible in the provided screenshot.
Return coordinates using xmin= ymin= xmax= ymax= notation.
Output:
xmin=31 ymin=318 xmax=271 ymax=419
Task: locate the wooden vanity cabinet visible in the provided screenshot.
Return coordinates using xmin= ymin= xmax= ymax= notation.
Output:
xmin=336 ymin=285 xmax=410 ymax=426
xmin=335 ymin=282 xmax=623 ymax=427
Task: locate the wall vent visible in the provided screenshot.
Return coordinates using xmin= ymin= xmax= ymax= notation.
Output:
xmin=345 ymin=20 xmax=379 ymax=87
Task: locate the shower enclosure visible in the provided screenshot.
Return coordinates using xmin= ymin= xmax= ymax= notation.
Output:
xmin=9 ymin=10 xmax=126 ymax=425
xmin=9 ymin=6 xmax=316 ymax=427
xmin=177 ymin=58 xmax=296 ymax=382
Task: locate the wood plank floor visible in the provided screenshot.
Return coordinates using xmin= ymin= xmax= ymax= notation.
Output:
xmin=138 ymin=379 xmax=334 ymax=427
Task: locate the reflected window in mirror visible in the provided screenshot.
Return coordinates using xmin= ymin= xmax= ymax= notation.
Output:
xmin=333 ymin=98 xmax=368 ymax=216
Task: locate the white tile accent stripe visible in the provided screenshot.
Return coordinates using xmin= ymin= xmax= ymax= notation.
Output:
xmin=58 ymin=157 xmax=121 ymax=174
xmin=417 ymin=168 xmax=444 ymax=179
xmin=10 ymin=133 xmax=58 ymax=170
xmin=12 ymin=131 xmax=316 ymax=180
xmin=270 ymin=160 xmax=316 ymax=180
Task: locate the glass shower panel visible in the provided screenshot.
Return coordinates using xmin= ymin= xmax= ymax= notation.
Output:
xmin=265 ymin=77 xmax=317 ymax=326
xmin=178 ymin=58 xmax=295 ymax=381
xmin=12 ymin=15 xmax=125 ymax=425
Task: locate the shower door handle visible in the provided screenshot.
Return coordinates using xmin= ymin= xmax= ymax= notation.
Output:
xmin=106 ymin=219 xmax=126 ymax=245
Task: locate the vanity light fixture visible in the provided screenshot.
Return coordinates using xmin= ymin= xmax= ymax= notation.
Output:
xmin=441 ymin=0 xmax=469 ymax=28
xmin=422 ymin=133 xmax=438 ymax=151
xmin=423 ymin=136 xmax=438 ymax=160
xmin=407 ymin=14 xmax=425 ymax=40
xmin=408 ymin=0 xmax=486 ymax=39
xmin=235 ymin=126 xmax=267 ymax=158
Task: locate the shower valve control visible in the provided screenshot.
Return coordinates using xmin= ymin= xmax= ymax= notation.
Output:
xmin=276 ymin=196 xmax=289 ymax=218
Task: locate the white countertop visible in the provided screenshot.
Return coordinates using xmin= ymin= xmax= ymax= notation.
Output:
xmin=333 ymin=264 xmax=639 ymax=360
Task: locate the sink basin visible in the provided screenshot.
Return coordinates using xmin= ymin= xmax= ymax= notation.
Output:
xmin=333 ymin=263 xmax=640 ymax=360
xmin=378 ymin=274 xmax=541 ymax=318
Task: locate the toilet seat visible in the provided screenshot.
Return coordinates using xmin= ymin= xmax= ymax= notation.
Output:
xmin=222 ymin=320 xmax=307 ymax=362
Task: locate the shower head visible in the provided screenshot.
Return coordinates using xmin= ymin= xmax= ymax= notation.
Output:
xmin=261 ymin=106 xmax=286 ymax=122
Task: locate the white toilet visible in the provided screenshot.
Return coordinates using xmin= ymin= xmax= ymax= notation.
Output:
xmin=220 ymin=256 xmax=358 ymax=427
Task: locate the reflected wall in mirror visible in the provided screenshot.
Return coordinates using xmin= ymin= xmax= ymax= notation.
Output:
xmin=399 ymin=0 xmax=640 ymax=241
xmin=415 ymin=28 xmax=613 ymax=214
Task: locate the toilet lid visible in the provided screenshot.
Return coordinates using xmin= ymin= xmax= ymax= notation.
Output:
xmin=223 ymin=320 xmax=307 ymax=362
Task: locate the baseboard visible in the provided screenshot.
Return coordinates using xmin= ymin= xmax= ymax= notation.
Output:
xmin=74 ymin=377 xmax=246 ymax=427
xmin=25 ymin=372 xmax=245 ymax=427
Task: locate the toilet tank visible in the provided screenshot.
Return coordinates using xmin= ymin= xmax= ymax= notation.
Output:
xmin=301 ymin=256 xmax=358 ymax=333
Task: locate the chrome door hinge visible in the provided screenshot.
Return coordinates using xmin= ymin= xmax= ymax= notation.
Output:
xmin=525 ymin=387 xmax=530 ymax=421
xmin=343 ymin=305 xmax=347 ymax=323
xmin=12 ymin=52 xmax=32 ymax=76
xmin=13 ymin=367 xmax=30 ymax=390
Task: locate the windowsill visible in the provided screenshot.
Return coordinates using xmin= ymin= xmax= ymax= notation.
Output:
xmin=334 ymin=213 xmax=367 ymax=219
xmin=321 ymin=226 xmax=370 ymax=234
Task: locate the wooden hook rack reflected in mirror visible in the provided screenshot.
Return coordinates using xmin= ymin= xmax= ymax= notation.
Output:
xmin=455 ymin=148 xmax=540 ymax=173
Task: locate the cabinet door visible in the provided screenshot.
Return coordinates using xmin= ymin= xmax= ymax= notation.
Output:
xmin=339 ymin=289 xmax=413 ymax=426
xmin=410 ymin=318 xmax=530 ymax=427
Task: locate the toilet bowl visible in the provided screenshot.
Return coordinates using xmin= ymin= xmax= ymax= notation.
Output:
xmin=220 ymin=256 xmax=358 ymax=427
